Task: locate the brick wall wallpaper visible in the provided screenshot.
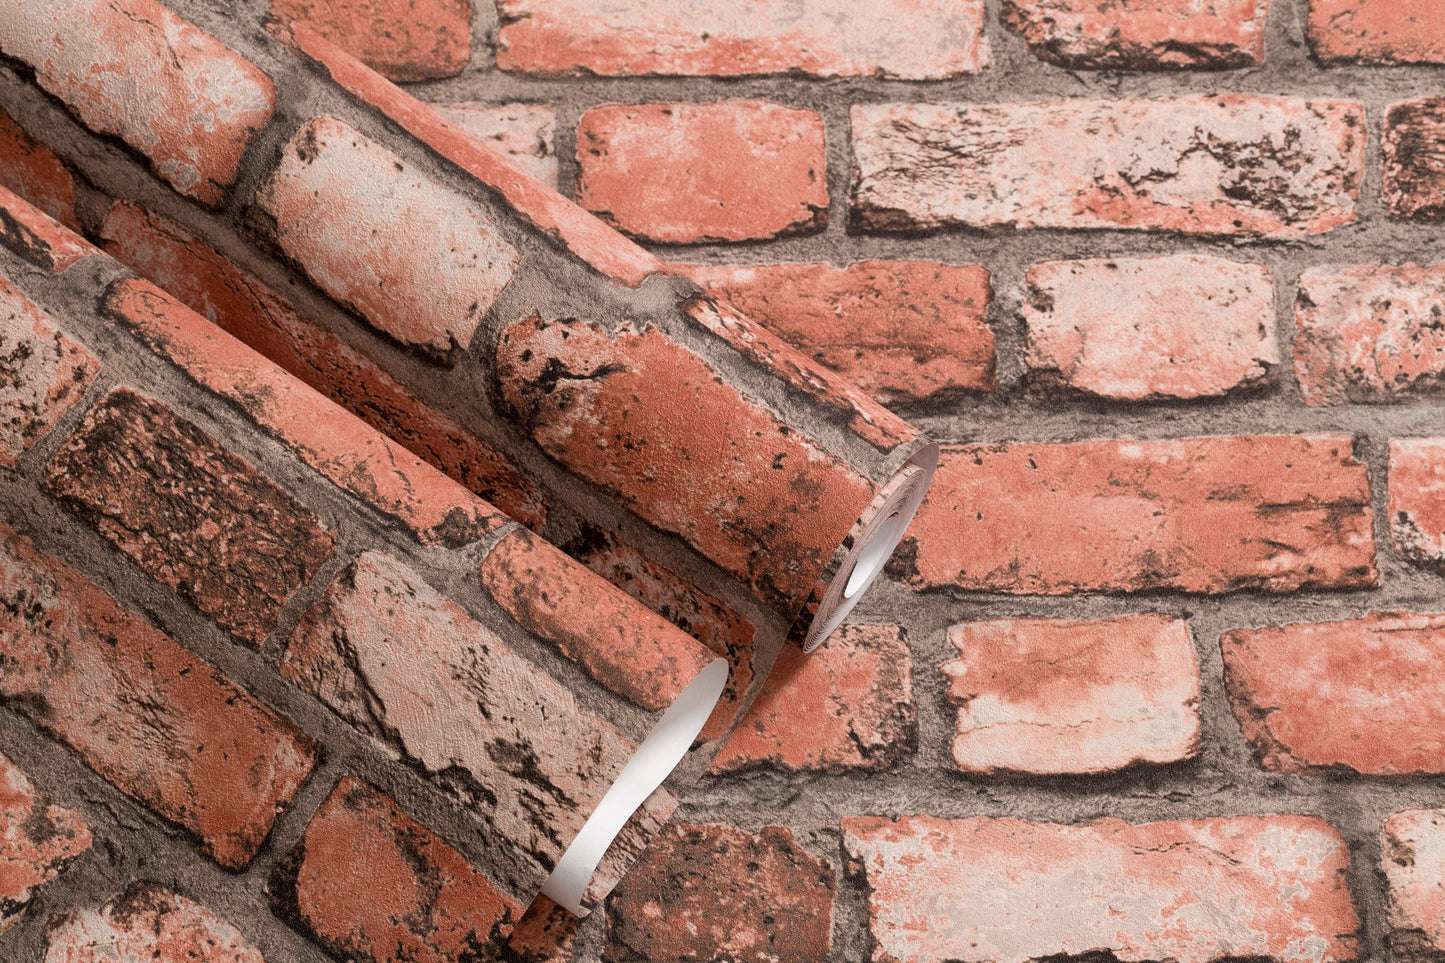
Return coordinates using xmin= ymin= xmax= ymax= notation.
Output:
xmin=0 ymin=0 xmax=1444 ymax=962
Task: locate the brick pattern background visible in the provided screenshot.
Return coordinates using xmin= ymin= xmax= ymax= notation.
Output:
xmin=0 ymin=0 xmax=1444 ymax=961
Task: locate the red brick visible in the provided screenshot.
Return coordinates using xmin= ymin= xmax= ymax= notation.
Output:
xmin=1023 ymin=255 xmax=1277 ymax=401
xmin=272 ymin=778 xmax=522 ymax=963
xmin=0 ymin=520 xmax=316 ymax=870
xmin=851 ymin=97 xmax=1363 ymax=237
xmin=1392 ymin=438 xmax=1445 ymax=569
xmin=604 ymin=823 xmax=834 ymax=963
xmin=0 ymin=753 xmax=90 ymax=934
xmin=271 ymin=0 xmax=472 ymax=81
xmin=677 ymin=261 xmax=994 ymax=406
xmin=273 ymin=21 xmax=663 ymax=288
xmin=496 ymin=0 xmax=987 ymax=79
xmin=507 ymin=897 xmax=578 ymax=963
xmin=495 ymin=313 xmax=874 ymax=613
xmin=1223 ymin=612 xmax=1445 ymax=775
xmin=0 ymin=185 xmax=99 ymax=274
xmin=1385 ymin=98 xmax=1445 ymax=221
xmin=480 ymin=528 xmax=719 ymax=712
xmin=45 ymin=882 xmax=265 ymax=962
xmin=842 ymin=815 xmax=1357 ymax=963
xmin=255 ymin=115 xmax=520 ymax=360
xmin=281 ymin=551 xmax=641 ymax=892
xmin=1308 ymin=0 xmax=1445 ymax=64
xmin=45 ymin=388 xmax=336 ymax=647
xmin=0 ymin=108 xmax=78 ymax=230
xmin=711 ymin=624 xmax=912 ymax=774
xmin=0 ymin=276 xmax=98 ymax=467
xmin=433 ymin=103 xmax=557 ymax=188
xmin=904 ymin=435 xmax=1376 ymax=595
xmin=1002 ymin=0 xmax=1268 ymax=69
xmin=99 ymin=202 xmax=545 ymax=528
xmin=103 ymin=277 xmax=507 ymax=547
xmin=577 ymin=102 xmax=827 ymax=244
xmin=943 ymin=615 xmax=1199 ymax=776
xmin=0 ymin=0 xmax=274 ymax=206
xmin=1296 ymin=262 xmax=1445 ymax=405
xmin=1384 ymin=809 xmax=1445 ymax=959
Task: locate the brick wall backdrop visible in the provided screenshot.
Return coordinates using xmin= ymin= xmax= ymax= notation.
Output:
xmin=1 ymin=0 xmax=1445 ymax=961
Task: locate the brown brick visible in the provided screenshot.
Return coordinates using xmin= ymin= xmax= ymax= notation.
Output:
xmin=0 ymin=107 xmax=78 ymax=230
xmin=1002 ymin=0 xmax=1269 ymax=69
xmin=0 ymin=275 xmax=98 ymax=467
xmin=1385 ymin=97 xmax=1445 ymax=221
xmin=0 ymin=752 xmax=90 ymax=935
xmin=1391 ymin=438 xmax=1445 ymax=570
xmin=45 ymin=882 xmax=266 ymax=962
xmin=1308 ymin=0 xmax=1445 ymax=64
xmin=272 ymin=0 xmax=473 ymax=81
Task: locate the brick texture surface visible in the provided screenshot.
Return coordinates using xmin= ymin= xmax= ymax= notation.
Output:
xmin=0 ymin=108 xmax=78 ymax=230
xmin=1384 ymin=97 xmax=1445 ymax=221
xmin=1384 ymin=809 xmax=1445 ymax=960
xmin=44 ymin=883 xmax=266 ymax=962
xmin=0 ymin=753 xmax=90 ymax=934
xmin=1002 ymin=0 xmax=1269 ymax=69
xmin=0 ymin=186 xmax=98 ymax=274
xmin=1308 ymin=0 xmax=1445 ymax=64
xmin=0 ymin=276 xmax=98 ymax=467
xmin=433 ymin=103 xmax=557 ymax=187
xmin=272 ymin=0 xmax=473 ymax=81
xmin=1391 ymin=438 xmax=1445 ymax=569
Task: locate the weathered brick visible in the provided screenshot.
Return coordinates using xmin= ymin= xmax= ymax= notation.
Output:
xmin=944 ymin=615 xmax=1199 ymax=776
xmin=103 ymin=276 xmax=507 ymax=546
xmin=45 ymin=882 xmax=265 ymax=962
xmin=507 ymin=896 xmax=578 ymax=963
xmin=0 ymin=186 xmax=99 ymax=274
xmin=495 ymin=313 xmax=874 ymax=612
xmin=0 ymin=108 xmax=78 ymax=230
xmin=1002 ymin=0 xmax=1268 ymax=69
xmin=1384 ymin=809 xmax=1445 ymax=961
xmin=0 ymin=0 xmax=274 ymax=206
xmin=433 ymin=103 xmax=557 ymax=188
xmin=851 ymin=97 xmax=1363 ymax=237
xmin=45 ymin=388 xmax=335 ymax=647
xmin=480 ymin=528 xmax=719 ymax=712
xmin=903 ymin=435 xmax=1376 ymax=595
xmin=1296 ymin=262 xmax=1445 ymax=406
xmin=842 ymin=815 xmax=1357 ymax=963
xmin=281 ymin=551 xmax=637 ymax=889
xmin=99 ymin=202 xmax=545 ymax=528
xmin=1223 ymin=612 xmax=1445 ymax=775
xmin=272 ymin=0 xmax=473 ymax=81
xmin=677 ymin=261 xmax=994 ymax=405
xmin=497 ymin=0 xmax=987 ymax=79
xmin=1392 ymin=438 xmax=1445 ymax=569
xmin=710 ymin=624 xmax=913 ymax=774
xmin=576 ymin=102 xmax=827 ymax=244
xmin=0 ymin=753 xmax=90 ymax=934
xmin=271 ymin=778 xmax=522 ymax=963
xmin=1023 ymin=255 xmax=1277 ymax=401
xmin=604 ymin=823 xmax=834 ymax=963
xmin=0 ymin=520 xmax=316 ymax=870
xmin=1308 ymin=0 xmax=1445 ymax=64
xmin=255 ymin=115 xmax=520 ymax=360
xmin=1385 ymin=98 xmax=1445 ymax=221
xmin=0 ymin=276 xmax=98 ymax=467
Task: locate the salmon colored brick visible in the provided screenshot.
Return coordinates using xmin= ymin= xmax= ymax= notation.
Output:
xmin=576 ymin=102 xmax=828 ymax=243
xmin=255 ymin=115 xmax=520 ymax=360
xmin=271 ymin=0 xmax=473 ymax=81
xmin=1385 ymin=98 xmax=1445 ymax=221
xmin=1223 ymin=612 xmax=1445 ymax=775
xmin=45 ymin=883 xmax=266 ymax=963
xmin=1296 ymin=263 xmax=1445 ymax=405
xmin=944 ymin=615 xmax=1200 ymax=776
xmin=496 ymin=0 xmax=988 ymax=79
xmin=0 ymin=108 xmax=78 ymax=230
xmin=1391 ymin=439 xmax=1445 ymax=569
xmin=495 ymin=313 xmax=874 ymax=613
xmin=45 ymin=388 xmax=336 ymax=647
xmin=480 ymin=528 xmax=719 ymax=712
xmin=102 ymin=276 xmax=507 ymax=546
xmin=842 ymin=815 xmax=1358 ymax=963
xmin=604 ymin=823 xmax=834 ymax=963
xmin=851 ymin=97 xmax=1363 ymax=237
xmin=0 ymin=0 xmax=274 ymax=206
xmin=1023 ymin=255 xmax=1278 ymax=401
xmin=1308 ymin=0 xmax=1445 ymax=64
xmin=678 ymin=262 xmax=994 ymax=406
xmin=99 ymin=202 xmax=545 ymax=528
xmin=0 ymin=276 xmax=98 ymax=467
xmin=1002 ymin=0 xmax=1269 ymax=69
xmin=0 ymin=186 xmax=99 ymax=274
xmin=710 ymin=623 xmax=913 ymax=774
xmin=0 ymin=753 xmax=90 ymax=935
xmin=272 ymin=778 xmax=522 ymax=963
xmin=903 ymin=435 xmax=1377 ymax=595
xmin=0 ymin=520 xmax=316 ymax=870
xmin=1384 ymin=810 xmax=1445 ymax=958
xmin=433 ymin=103 xmax=557 ymax=188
